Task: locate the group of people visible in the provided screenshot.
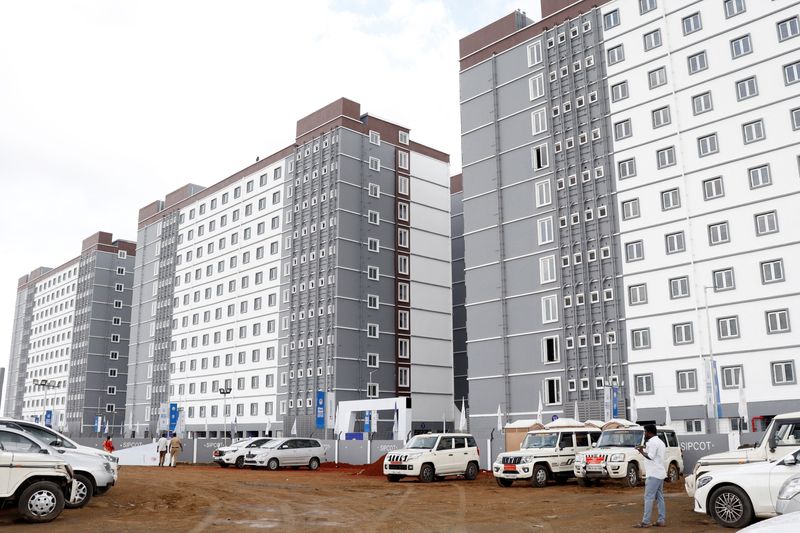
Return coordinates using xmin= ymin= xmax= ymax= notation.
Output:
xmin=156 ymin=432 xmax=184 ymax=467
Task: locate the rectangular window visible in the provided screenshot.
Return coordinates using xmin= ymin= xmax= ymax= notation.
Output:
xmin=368 ymin=210 xmax=379 ymax=225
xmin=367 ymin=323 xmax=379 ymax=338
xmin=542 ymin=336 xmax=559 ymax=363
xmin=643 ymin=29 xmax=662 ymax=51
xmin=657 ymin=147 xmax=676 ymax=169
xmin=670 ymin=276 xmax=690 ymax=299
xmin=631 ymin=328 xmax=650 ymax=349
xmin=784 ymin=61 xmax=800 ymax=85
xmin=535 ymin=180 xmax=551 ymax=206
xmin=614 ymin=119 xmax=632 ymax=140
xmin=749 ymin=164 xmax=771 ymax=188
xmin=682 ymin=13 xmax=702 ymax=35
xmin=730 ymin=35 xmax=752 ymax=58
xmin=708 ymin=222 xmax=730 ymax=245
xmin=698 ymin=133 xmax=719 ymax=156
xmin=660 ymin=188 xmax=680 ymax=210
xmin=703 ymin=177 xmax=724 ymax=200
xmin=652 ymin=106 xmax=671 ymax=128
xmin=537 ymin=217 xmax=554 ymax=244
xmin=692 ymin=92 xmax=713 ymax=115
xmin=527 ymin=40 xmax=543 ymax=66
xmin=665 ymin=231 xmax=685 ymax=254
xmin=529 ymin=73 xmax=545 ymax=100
xmin=544 ymin=377 xmax=562 ymax=405
xmin=772 ymin=361 xmax=796 ymax=385
xmin=713 ymin=267 xmax=735 ymax=291
xmin=777 ymin=16 xmax=800 ymax=41
xmin=688 ymin=51 xmax=708 ymax=74
xmin=531 ymin=108 xmax=547 ymax=135
xmin=676 ymin=369 xmax=697 ymax=391
xmin=398 ymin=367 xmax=410 ymax=388
xmin=755 ymin=211 xmax=778 ymax=235
xmin=648 ymin=67 xmax=667 ymax=89
xmin=604 ymin=10 xmax=620 ymax=30
xmin=539 ymin=256 xmax=557 ymax=284
xmin=618 ymin=158 xmax=636 ymax=179
xmin=766 ymin=310 xmax=791 ymax=333
xmin=742 ymin=119 xmax=765 ymax=144
xmin=607 ymin=45 xmax=625 ymax=65
xmin=792 ymin=108 xmax=800 ymax=130
xmin=397 ymin=151 xmax=409 ymax=170
xmin=541 ymin=295 xmax=558 ymax=324
xmin=367 ymin=294 xmax=379 ymax=309
xmin=611 ymin=81 xmax=629 ymax=102
xmin=635 ymin=374 xmax=653 ymax=394
xmin=673 ymin=323 xmax=694 ymax=345
xmin=724 ymin=0 xmax=746 ymax=18
xmin=629 ymin=284 xmax=647 ymax=305
xmin=736 ymin=77 xmax=758 ymax=101
xmin=531 ymin=144 xmax=549 ymax=170
xmin=717 ymin=316 xmax=740 ymax=339
xmin=639 ymin=0 xmax=656 ymax=14
xmin=761 ymin=259 xmax=785 ymax=284
xmin=625 ymin=241 xmax=644 ymax=262
xmin=367 ymin=266 xmax=379 ymax=280
xmin=622 ymin=199 xmax=640 ymax=220
xmin=721 ymin=365 xmax=743 ymax=389
xmin=368 ymin=157 xmax=380 ymax=171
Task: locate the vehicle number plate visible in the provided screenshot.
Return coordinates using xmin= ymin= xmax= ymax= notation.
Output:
xmin=390 ymin=461 xmax=401 ymax=465
xmin=587 ymin=465 xmax=603 ymax=471
xmin=503 ymin=465 xmax=516 ymax=472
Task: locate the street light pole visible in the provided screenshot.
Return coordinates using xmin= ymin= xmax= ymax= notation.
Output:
xmin=33 ymin=379 xmax=58 ymax=427
xmin=219 ymin=387 xmax=232 ymax=446
xmin=703 ymin=286 xmax=720 ymax=435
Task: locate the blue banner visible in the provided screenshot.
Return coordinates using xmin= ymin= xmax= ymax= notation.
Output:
xmin=315 ymin=391 xmax=325 ymax=429
xmin=44 ymin=410 xmax=53 ymax=428
xmin=345 ymin=432 xmax=364 ymax=441
xmin=34 ymin=415 xmax=40 ymax=424
xmin=612 ymin=386 xmax=619 ymax=418
xmin=364 ymin=410 xmax=371 ymax=433
xmin=95 ymin=416 xmax=102 ymax=432
xmin=169 ymin=403 xmax=179 ymax=432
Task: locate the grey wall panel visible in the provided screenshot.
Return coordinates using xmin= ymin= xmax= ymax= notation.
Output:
xmin=499 ymin=147 xmax=539 ymax=188
xmin=495 ymin=40 xmax=536 ymax=86
xmin=466 ymin=377 xmax=505 ymax=414
xmin=462 ymin=158 xmax=497 ymax=198
xmin=464 ymin=302 xmax=503 ymax=342
xmin=496 ymin=76 xmax=533 ymax=119
xmin=500 ymin=181 xmax=535 ymax=222
xmin=460 ymin=92 xmax=494 ymax=133
xmin=462 ymin=193 xmax=498 ymax=234
xmin=461 ymin=127 xmax=496 ymax=167
xmin=504 ymin=294 xmax=542 ymax=336
xmin=460 ymin=62 xmax=493 ymax=103
xmin=463 ymin=264 xmax=501 ymax=303
xmin=463 ymin=228 xmax=500 ymax=268
xmin=502 ymin=219 xmax=538 ymax=258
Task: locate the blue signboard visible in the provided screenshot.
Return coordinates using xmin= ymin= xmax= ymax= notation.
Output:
xmin=551 ymin=414 xmax=559 ymax=422
xmin=345 ymin=432 xmax=364 ymax=441
xmin=612 ymin=386 xmax=619 ymax=418
xmin=94 ymin=416 xmax=102 ymax=432
xmin=315 ymin=391 xmax=325 ymax=429
xmin=364 ymin=410 xmax=371 ymax=433
xmin=34 ymin=415 xmax=40 ymax=424
xmin=44 ymin=410 xmax=53 ymax=428
xmin=169 ymin=403 xmax=179 ymax=432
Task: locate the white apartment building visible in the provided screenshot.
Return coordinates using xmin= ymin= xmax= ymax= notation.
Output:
xmin=604 ymin=0 xmax=800 ymax=433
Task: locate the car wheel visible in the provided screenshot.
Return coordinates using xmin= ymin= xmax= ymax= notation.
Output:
xmin=387 ymin=475 xmax=402 ymax=483
xmin=309 ymin=457 xmax=320 ymax=471
xmin=709 ymin=485 xmax=754 ymax=529
xmin=624 ymin=463 xmax=639 ymax=488
xmin=18 ymin=481 xmax=65 ymax=523
xmin=419 ymin=463 xmax=435 ymax=483
xmin=667 ymin=462 xmax=680 ymax=483
xmin=464 ymin=462 xmax=479 ymax=481
xmin=65 ymin=473 xmax=93 ymax=509
xmin=267 ymin=458 xmax=280 ymax=471
xmin=577 ymin=477 xmax=594 ymax=487
xmin=496 ymin=478 xmax=513 ymax=487
xmin=531 ymin=464 xmax=549 ymax=488
xmin=235 ymin=456 xmax=245 ymax=469
xmin=219 ymin=462 xmax=229 ymax=468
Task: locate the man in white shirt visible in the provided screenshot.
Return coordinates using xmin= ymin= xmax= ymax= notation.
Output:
xmin=156 ymin=433 xmax=169 ymax=467
xmin=634 ymin=424 xmax=666 ymax=528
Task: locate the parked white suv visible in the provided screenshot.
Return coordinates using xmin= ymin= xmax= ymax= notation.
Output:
xmin=693 ymin=446 xmax=800 ymax=528
xmin=686 ymin=411 xmax=800 ymax=497
xmin=244 ymin=438 xmax=325 ymax=470
xmin=0 ymin=429 xmax=76 ymax=523
xmin=574 ymin=422 xmax=683 ymax=487
xmin=383 ymin=433 xmax=480 ymax=483
xmin=213 ymin=437 xmax=272 ymax=468
xmin=493 ymin=424 xmax=600 ymax=487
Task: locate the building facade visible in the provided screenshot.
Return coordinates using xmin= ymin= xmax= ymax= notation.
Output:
xmin=458 ymin=0 xmax=800 ymax=438
xmin=3 ymin=232 xmax=136 ymax=435
xmin=126 ymin=98 xmax=453 ymax=438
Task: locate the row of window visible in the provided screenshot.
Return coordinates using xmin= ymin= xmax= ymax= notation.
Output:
xmin=183 ymin=401 xmax=275 ymax=419
xmin=634 ymin=360 xmax=796 ymax=395
xmin=630 ymin=309 xmax=792 ymax=351
xmin=31 ymin=312 xmax=74 ymax=336
xmin=29 ymin=330 xmax=72 ymax=350
xmin=34 ymin=282 xmax=76 ymax=308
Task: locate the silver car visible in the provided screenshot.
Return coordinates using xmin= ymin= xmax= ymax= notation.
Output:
xmin=777 ymin=474 xmax=800 ymax=515
xmin=244 ymin=438 xmax=325 ymax=471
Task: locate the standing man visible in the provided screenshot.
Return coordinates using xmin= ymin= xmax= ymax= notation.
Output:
xmin=103 ymin=435 xmax=115 ymax=454
xmin=169 ymin=433 xmax=184 ymax=467
xmin=156 ymin=433 xmax=169 ymax=467
xmin=634 ymin=424 xmax=666 ymax=528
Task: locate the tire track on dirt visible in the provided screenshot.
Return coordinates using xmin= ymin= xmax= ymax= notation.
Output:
xmin=373 ymin=485 xmax=414 ymax=525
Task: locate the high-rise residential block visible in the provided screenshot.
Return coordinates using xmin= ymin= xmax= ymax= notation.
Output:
xmin=126 ymin=98 xmax=452 ymax=438
xmin=458 ymin=0 xmax=800 ymax=438
xmin=3 ymin=232 xmax=136 ymax=435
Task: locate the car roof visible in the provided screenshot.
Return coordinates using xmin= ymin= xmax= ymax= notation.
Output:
xmin=0 ymin=426 xmax=51 ymax=449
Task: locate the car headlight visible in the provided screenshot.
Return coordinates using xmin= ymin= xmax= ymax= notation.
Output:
xmin=103 ymin=461 xmax=113 ymax=473
xmin=521 ymin=456 xmax=535 ymax=464
xmin=610 ymin=454 xmax=625 ymax=462
xmin=574 ymin=455 xmax=584 ymax=464
xmin=103 ymin=453 xmax=119 ymax=463
xmin=696 ymin=475 xmax=713 ymax=490
xmin=405 ymin=452 xmax=423 ymax=460
xmin=778 ymin=478 xmax=800 ymax=500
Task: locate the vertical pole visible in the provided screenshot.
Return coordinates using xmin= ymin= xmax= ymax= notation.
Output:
xmin=193 ymin=437 xmax=197 ymax=464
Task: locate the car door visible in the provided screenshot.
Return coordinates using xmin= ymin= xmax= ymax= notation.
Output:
xmin=294 ymin=440 xmax=313 ymax=465
xmin=768 ymin=449 xmax=800 ymax=512
xmin=452 ymin=437 xmax=469 ymax=472
xmin=557 ymin=432 xmax=576 ymax=470
xmin=435 ymin=437 xmax=456 ymax=473
xmin=769 ymin=421 xmax=800 ymax=461
xmin=0 ymin=444 xmax=10 ymax=496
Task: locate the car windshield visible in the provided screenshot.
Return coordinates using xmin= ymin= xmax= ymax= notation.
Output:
xmin=259 ymin=439 xmax=283 ymax=449
xmin=521 ymin=433 xmax=558 ymax=449
xmin=598 ymin=430 xmax=643 ymax=448
xmin=407 ymin=436 xmax=439 ymax=449
xmin=17 ymin=424 xmax=76 ymax=449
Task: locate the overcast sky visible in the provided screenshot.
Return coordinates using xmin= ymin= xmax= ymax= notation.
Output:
xmin=0 ymin=1 xmax=542 ymax=406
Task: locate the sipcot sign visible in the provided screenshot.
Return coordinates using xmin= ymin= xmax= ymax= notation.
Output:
xmin=679 ymin=434 xmax=730 ymax=473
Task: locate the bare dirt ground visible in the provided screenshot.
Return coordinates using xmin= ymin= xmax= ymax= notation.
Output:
xmin=1 ymin=464 xmax=725 ymax=532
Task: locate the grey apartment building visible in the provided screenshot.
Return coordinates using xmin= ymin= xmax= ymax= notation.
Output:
xmin=4 ymin=232 xmax=136 ymax=435
xmin=126 ymin=98 xmax=453 ymax=438
xmin=458 ymin=1 xmax=628 ymax=439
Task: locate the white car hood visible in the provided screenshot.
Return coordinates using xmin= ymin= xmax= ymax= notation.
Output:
xmin=498 ymin=448 xmax=555 ymax=458
xmin=739 ymin=511 xmax=800 ymax=532
xmin=696 ymin=448 xmax=764 ymax=466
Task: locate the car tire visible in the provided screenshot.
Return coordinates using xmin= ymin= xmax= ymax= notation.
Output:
xmin=65 ymin=473 xmax=93 ymax=509
xmin=267 ymin=458 xmax=280 ymax=471
xmin=18 ymin=480 xmax=65 ymax=523
xmin=577 ymin=477 xmax=594 ymax=487
xmin=624 ymin=463 xmax=639 ymax=488
xmin=531 ymin=464 xmax=549 ymax=488
xmin=667 ymin=462 xmax=680 ymax=483
xmin=419 ymin=463 xmax=435 ymax=483
xmin=709 ymin=485 xmax=754 ymax=529
xmin=387 ymin=475 xmax=402 ymax=483
xmin=309 ymin=457 xmax=320 ymax=471
xmin=464 ymin=462 xmax=479 ymax=481
xmin=496 ymin=478 xmax=513 ymax=487
xmin=235 ymin=456 xmax=245 ymax=469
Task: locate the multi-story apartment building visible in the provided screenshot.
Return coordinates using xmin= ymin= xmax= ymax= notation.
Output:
xmin=458 ymin=0 xmax=800 ymax=437
xmin=126 ymin=98 xmax=453 ymax=438
xmin=3 ymin=232 xmax=136 ymax=435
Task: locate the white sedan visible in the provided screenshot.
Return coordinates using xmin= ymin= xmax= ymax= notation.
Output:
xmin=694 ymin=447 xmax=800 ymax=528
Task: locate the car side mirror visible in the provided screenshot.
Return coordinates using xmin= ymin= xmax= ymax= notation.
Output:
xmin=784 ymin=455 xmax=797 ymax=466
xmin=768 ymin=435 xmax=777 ymax=452
xmin=52 ymin=439 xmax=63 ymax=447
xmin=592 ymin=442 xmax=598 ymax=448
xmin=38 ymin=448 xmax=49 ymax=454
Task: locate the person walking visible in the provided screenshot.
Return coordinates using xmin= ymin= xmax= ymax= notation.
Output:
xmin=156 ymin=433 xmax=169 ymax=467
xmin=103 ymin=435 xmax=115 ymax=454
xmin=169 ymin=433 xmax=184 ymax=467
xmin=634 ymin=424 xmax=666 ymax=528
